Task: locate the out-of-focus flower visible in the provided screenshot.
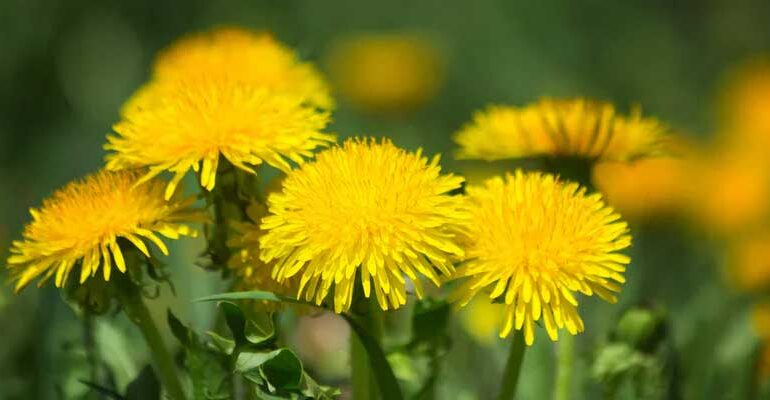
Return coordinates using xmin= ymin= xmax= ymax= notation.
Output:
xmin=106 ymin=80 xmax=333 ymax=199
xmin=326 ymin=33 xmax=443 ymax=113
xmin=6 ymin=170 xmax=205 ymax=291
xmin=150 ymin=27 xmax=333 ymax=109
xmin=686 ymin=148 xmax=770 ymax=235
xmin=260 ymin=138 xmax=468 ymax=313
xmin=454 ymin=98 xmax=668 ymax=163
xmin=228 ymin=202 xmax=301 ymax=312
xmin=458 ymin=297 xmax=505 ymax=345
xmin=718 ymin=57 xmax=770 ymax=148
xmin=453 ymin=170 xmax=631 ymax=345
xmin=593 ymin=138 xmax=694 ymax=220
xmin=725 ymin=233 xmax=770 ymax=293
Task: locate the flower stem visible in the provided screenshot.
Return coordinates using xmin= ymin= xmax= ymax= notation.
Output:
xmin=497 ymin=331 xmax=527 ymax=400
xmin=553 ymin=334 xmax=575 ymax=400
xmin=118 ymin=280 xmax=186 ymax=400
xmin=350 ymin=294 xmax=384 ymax=400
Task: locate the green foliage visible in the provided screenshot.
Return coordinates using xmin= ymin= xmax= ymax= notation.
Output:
xmin=168 ymin=303 xmax=338 ymax=400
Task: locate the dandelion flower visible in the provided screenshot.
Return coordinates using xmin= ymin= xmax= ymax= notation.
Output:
xmin=228 ymin=202 xmax=301 ymax=312
xmin=151 ymin=27 xmax=332 ymax=109
xmin=6 ymin=170 xmax=205 ymax=292
xmin=453 ymin=170 xmax=631 ymax=345
xmin=454 ymin=98 xmax=667 ymax=162
xmin=326 ymin=33 xmax=443 ymax=113
xmin=259 ymin=138 xmax=468 ymax=313
xmin=106 ymin=79 xmax=333 ymax=199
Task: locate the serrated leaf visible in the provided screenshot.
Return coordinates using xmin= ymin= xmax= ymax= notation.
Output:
xmin=219 ymin=301 xmax=275 ymax=347
xmin=236 ymin=349 xmax=303 ymax=392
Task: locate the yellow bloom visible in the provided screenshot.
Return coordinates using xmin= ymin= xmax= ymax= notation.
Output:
xmin=454 ymin=98 xmax=667 ymax=162
xmin=686 ymin=149 xmax=770 ymax=235
xmin=106 ymin=79 xmax=333 ymax=199
xmin=259 ymin=138 xmax=468 ymax=313
xmin=326 ymin=33 xmax=443 ymax=113
xmin=454 ymin=170 xmax=631 ymax=345
xmin=6 ymin=170 xmax=204 ymax=292
xmin=151 ymin=27 xmax=332 ymax=109
xmin=228 ymin=202 xmax=301 ymax=312
xmin=593 ymin=138 xmax=694 ymax=220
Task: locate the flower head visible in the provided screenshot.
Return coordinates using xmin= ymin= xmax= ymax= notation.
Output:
xmin=259 ymin=138 xmax=468 ymax=313
xmin=454 ymin=98 xmax=667 ymax=162
xmin=725 ymin=233 xmax=770 ymax=293
xmin=453 ymin=170 xmax=631 ymax=345
xmin=228 ymin=202 xmax=302 ymax=312
xmin=326 ymin=33 xmax=443 ymax=113
xmin=6 ymin=170 xmax=205 ymax=292
xmin=151 ymin=27 xmax=332 ymax=109
xmin=106 ymin=79 xmax=333 ymax=199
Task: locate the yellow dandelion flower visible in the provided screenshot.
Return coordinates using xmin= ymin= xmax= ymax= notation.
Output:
xmin=6 ymin=170 xmax=205 ymax=292
xmin=259 ymin=138 xmax=468 ymax=313
xmin=106 ymin=79 xmax=333 ymax=199
xmin=454 ymin=98 xmax=667 ymax=162
xmin=151 ymin=27 xmax=332 ymax=109
xmin=228 ymin=202 xmax=301 ymax=312
xmin=326 ymin=33 xmax=443 ymax=113
xmin=453 ymin=170 xmax=631 ymax=345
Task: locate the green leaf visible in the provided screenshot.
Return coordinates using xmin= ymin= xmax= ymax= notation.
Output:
xmin=167 ymin=309 xmax=193 ymax=348
xmin=219 ymin=301 xmax=275 ymax=347
xmin=78 ymin=380 xmax=125 ymax=400
xmin=260 ymin=349 xmax=303 ymax=391
xmin=205 ymin=331 xmax=236 ymax=354
xmin=236 ymin=349 xmax=303 ymax=392
xmin=195 ymin=290 xmax=307 ymax=305
xmin=341 ymin=313 xmax=404 ymax=400
xmin=125 ymin=365 xmax=160 ymax=400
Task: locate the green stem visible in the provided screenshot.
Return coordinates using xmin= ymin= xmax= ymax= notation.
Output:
xmin=497 ymin=331 xmax=527 ymax=400
xmin=351 ymin=295 xmax=384 ymax=400
xmin=118 ymin=282 xmax=186 ymax=400
xmin=554 ymin=334 xmax=575 ymax=400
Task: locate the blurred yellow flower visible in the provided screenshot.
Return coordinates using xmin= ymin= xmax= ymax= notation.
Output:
xmin=326 ymin=33 xmax=443 ymax=113
xmin=593 ymin=138 xmax=694 ymax=220
xmin=6 ymin=170 xmax=204 ymax=292
xmin=228 ymin=202 xmax=301 ymax=312
xmin=686 ymin=149 xmax=770 ymax=235
xmin=106 ymin=79 xmax=333 ymax=199
xmin=459 ymin=297 xmax=506 ymax=345
xmin=259 ymin=138 xmax=468 ymax=313
xmin=718 ymin=57 xmax=770 ymax=147
xmin=453 ymin=171 xmax=631 ymax=345
xmin=454 ymin=98 xmax=668 ymax=162
xmin=725 ymin=234 xmax=770 ymax=293
xmin=151 ymin=27 xmax=332 ymax=109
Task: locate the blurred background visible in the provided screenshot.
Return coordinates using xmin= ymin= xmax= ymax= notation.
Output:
xmin=3 ymin=0 xmax=770 ymax=399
